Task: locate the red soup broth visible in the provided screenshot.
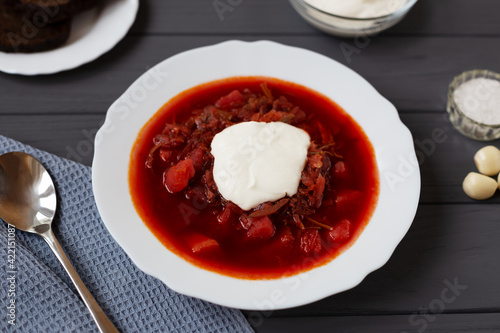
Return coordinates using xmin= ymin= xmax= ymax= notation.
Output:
xmin=129 ymin=76 xmax=379 ymax=279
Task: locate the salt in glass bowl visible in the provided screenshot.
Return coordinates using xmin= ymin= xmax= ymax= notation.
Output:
xmin=447 ymin=70 xmax=500 ymax=141
xmin=289 ymin=0 xmax=418 ymax=37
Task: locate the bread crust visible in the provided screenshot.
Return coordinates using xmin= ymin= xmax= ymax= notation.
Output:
xmin=0 ymin=3 xmax=71 ymax=53
xmin=3 ymin=0 xmax=99 ymax=23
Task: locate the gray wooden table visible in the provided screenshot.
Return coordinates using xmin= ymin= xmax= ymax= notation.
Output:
xmin=1 ymin=0 xmax=500 ymax=332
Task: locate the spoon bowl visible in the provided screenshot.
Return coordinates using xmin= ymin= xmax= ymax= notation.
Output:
xmin=0 ymin=152 xmax=56 ymax=233
xmin=0 ymin=151 xmax=118 ymax=333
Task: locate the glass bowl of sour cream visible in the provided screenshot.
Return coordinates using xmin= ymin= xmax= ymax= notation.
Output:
xmin=447 ymin=70 xmax=500 ymax=141
xmin=289 ymin=0 xmax=418 ymax=37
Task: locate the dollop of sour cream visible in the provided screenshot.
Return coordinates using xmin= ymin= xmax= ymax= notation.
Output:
xmin=211 ymin=121 xmax=311 ymax=211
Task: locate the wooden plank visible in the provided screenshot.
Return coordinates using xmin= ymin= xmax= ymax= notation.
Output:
xmin=0 ymin=114 xmax=104 ymax=166
xmin=131 ymin=0 xmax=500 ymax=36
xmin=0 ymin=1 xmax=499 ymax=332
xmin=0 ymin=109 xmax=498 ymax=317
xmin=130 ymin=0 xmax=313 ymax=35
xmin=291 ymin=203 xmax=498 ymax=315
xmin=249 ymin=313 xmax=500 ymax=333
xmin=2 ymin=111 xmax=499 ymax=315
xmin=0 ymin=111 xmax=497 ymax=205
xmin=1 ymin=35 xmax=499 ymax=115
xmin=399 ymin=112 xmax=497 ymax=204
xmin=246 ymin=204 xmax=500 ymax=316
xmin=391 ymin=0 xmax=500 ymax=36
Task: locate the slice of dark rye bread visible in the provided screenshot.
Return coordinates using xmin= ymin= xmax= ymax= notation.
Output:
xmin=0 ymin=3 xmax=71 ymax=53
xmin=2 ymin=0 xmax=99 ymax=23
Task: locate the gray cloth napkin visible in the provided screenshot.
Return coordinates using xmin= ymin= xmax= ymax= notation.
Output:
xmin=0 ymin=135 xmax=254 ymax=333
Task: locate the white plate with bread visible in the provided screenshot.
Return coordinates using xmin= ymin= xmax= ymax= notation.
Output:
xmin=0 ymin=0 xmax=138 ymax=75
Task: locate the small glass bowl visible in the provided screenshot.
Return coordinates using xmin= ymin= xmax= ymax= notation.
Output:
xmin=289 ymin=0 xmax=418 ymax=37
xmin=447 ymin=70 xmax=500 ymax=141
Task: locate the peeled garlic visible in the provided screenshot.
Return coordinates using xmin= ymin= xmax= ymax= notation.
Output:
xmin=463 ymin=172 xmax=498 ymax=200
xmin=474 ymin=145 xmax=500 ymax=176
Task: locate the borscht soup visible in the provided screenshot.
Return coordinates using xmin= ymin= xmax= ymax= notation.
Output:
xmin=129 ymin=77 xmax=379 ymax=279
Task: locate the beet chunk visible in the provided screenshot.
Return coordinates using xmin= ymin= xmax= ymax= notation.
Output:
xmin=163 ymin=159 xmax=196 ymax=193
xmin=246 ymin=216 xmax=275 ymax=241
xmin=327 ymin=219 xmax=352 ymax=243
xmin=215 ymin=90 xmax=246 ymax=109
xmin=300 ymin=229 xmax=322 ymax=254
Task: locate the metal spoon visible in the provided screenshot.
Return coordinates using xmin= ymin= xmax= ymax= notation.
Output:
xmin=0 ymin=152 xmax=119 ymax=333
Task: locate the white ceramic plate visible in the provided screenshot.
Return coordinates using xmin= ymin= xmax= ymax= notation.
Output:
xmin=92 ymin=40 xmax=420 ymax=310
xmin=0 ymin=0 xmax=138 ymax=75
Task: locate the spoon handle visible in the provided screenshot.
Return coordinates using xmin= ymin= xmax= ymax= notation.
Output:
xmin=40 ymin=229 xmax=119 ymax=333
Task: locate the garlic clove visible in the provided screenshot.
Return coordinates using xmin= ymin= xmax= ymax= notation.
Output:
xmin=474 ymin=145 xmax=500 ymax=176
xmin=463 ymin=172 xmax=498 ymax=200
